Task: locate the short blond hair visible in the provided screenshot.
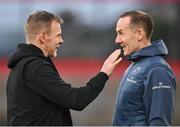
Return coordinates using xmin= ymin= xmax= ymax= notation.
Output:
xmin=25 ymin=10 xmax=63 ymax=41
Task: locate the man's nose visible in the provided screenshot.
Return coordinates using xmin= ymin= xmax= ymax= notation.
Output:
xmin=59 ymin=37 xmax=64 ymax=44
xmin=115 ymin=35 xmax=122 ymax=44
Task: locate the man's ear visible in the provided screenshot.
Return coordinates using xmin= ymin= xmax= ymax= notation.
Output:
xmin=137 ymin=28 xmax=144 ymax=41
xmin=39 ymin=31 xmax=47 ymax=44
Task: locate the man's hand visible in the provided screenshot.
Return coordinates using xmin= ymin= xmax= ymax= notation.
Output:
xmin=100 ymin=49 xmax=122 ymax=77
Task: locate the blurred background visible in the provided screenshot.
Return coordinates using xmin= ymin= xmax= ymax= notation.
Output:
xmin=0 ymin=0 xmax=180 ymax=125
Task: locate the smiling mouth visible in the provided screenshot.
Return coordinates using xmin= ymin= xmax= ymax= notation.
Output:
xmin=55 ymin=47 xmax=59 ymax=52
xmin=121 ymin=45 xmax=126 ymax=51
xmin=56 ymin=45 xmax=60 ymax=49
xmin=123 ymin=46 xmax=126 ymax=51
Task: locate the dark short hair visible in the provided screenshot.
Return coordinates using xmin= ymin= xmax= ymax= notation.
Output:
xmin=120 ymin=10 xmax=154 ymax=39
xmin=25 ymin=10 xmax=63 ymax=40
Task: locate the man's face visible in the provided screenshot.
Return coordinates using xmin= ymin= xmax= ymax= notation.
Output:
xmin=44 ymin=20 xmax=63 ymax=57
xmin=115 ymin=16 xmax=140 ymax=56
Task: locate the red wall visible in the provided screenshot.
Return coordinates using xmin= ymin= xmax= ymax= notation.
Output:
xmin=1 ymin=58 xmax=180 ymax=79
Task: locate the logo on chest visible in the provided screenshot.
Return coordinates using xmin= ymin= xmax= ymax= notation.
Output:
xmin=127 ymin=77 xmax=137 ymax=84
xmin=132 ymin=66 xmax=142 ymax=74
xmin=126 ymin=66 xmax=143 ymax=84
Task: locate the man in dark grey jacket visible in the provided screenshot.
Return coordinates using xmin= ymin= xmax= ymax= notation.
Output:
xmin=6 ymin=10 xmax=122 ymax=126
xmin=112 ymin=10 xmax=176 ymax=126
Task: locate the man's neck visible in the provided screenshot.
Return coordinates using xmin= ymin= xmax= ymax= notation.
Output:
xmin=139 ymin=39 xmax=151 ymax=49
xmin=26 ymin=41 xmax=48 ymax=57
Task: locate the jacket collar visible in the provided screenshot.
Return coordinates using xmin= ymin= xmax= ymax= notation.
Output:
xmin=8 ymin=43 xmax=46 ymax=68
xmin=127 ymin=40 xmax=168 ymax=61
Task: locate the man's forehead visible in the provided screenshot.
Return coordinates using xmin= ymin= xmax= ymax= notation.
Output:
xmin=118 ymin=17 xmax=131 ymax=25
xmin=51 ymin=21 xmax=62 ymax=31
xmin=116 ymin=17 xmax=131 ymax=30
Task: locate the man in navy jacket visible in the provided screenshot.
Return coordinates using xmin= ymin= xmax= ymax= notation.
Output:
xmin=112 ymin=10 xmax=176 ymax=126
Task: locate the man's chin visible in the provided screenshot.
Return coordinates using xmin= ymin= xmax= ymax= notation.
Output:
xmin=48 ymin=52 xmax=57 ymax=58
xmin=123 ymin=52 xmax=128 ymax=56
xmin=53 ymin=53 xmax=57 ymax=57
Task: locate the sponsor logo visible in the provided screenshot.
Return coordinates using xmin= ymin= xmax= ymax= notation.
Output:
xmin=132 ymin=66 xmax=142 ymax=74
xmin=152 ymin=82 xmax=171 ymax=90
xmin=127 ymin=78 xmax=137 ymax=83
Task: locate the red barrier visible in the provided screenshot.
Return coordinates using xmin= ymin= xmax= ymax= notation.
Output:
xmin=0 ymin=58 xmax=180 ymax=78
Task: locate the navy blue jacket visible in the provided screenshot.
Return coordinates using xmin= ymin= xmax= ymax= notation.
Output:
xmin=112 ymin=40 xmax=176 ymax=126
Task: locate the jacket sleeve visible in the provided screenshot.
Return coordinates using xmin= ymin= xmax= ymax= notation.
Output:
xmin=24 ymin=59 xmax=109 ymax=111
xmin=143 ymin=66 xmax=176 ymax=126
